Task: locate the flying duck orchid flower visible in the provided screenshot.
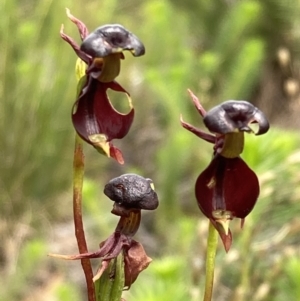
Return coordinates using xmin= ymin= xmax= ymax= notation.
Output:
xmin=181 ymin=90 xmax=269 ymax=251
xmin=61 ymin=10 xmax=145 ymax=164
xmin=50 ymin=174 xmax=159 ymax=288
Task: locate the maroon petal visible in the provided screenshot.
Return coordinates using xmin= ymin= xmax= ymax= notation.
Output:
xmin=195 ymin=155 xmax=259 ymax=220
xmin=60 ymin=24 xmax=91 ymax=64
xmin=180 ymin=115 xmax=215 ymax=144
xmin=48 ymin=232 xmax=128 ymax=261
xmin=65 ymin=8 xmax=89 ymax=40
xmin=195 ymin=155 xmax=259 ymax=251
xmin=124 ymin=240 xmax=152 ymax=288
xmin=109 ymin=144 xmax=125 ymax=164
xmin=72 ymin=78 xmax=134 ymax=162
xmin=187 ymin=89 xmax=207 ymax=117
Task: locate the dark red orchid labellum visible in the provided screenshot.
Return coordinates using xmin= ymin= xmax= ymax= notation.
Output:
xmin=195 ymin=155 xmax=259 ymax=251
xmin=60 ymin=10 xmax=145 ymax=164
xmin=72 ymin=79 xmax=134 ymax=164
xmin=181 ymin=90 xmax=269 ymax=251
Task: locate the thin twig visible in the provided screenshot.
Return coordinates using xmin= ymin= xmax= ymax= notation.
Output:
xmin=203 ymin=221 xmax=218 ymax=301
xmin=73 ymin=134 xmax=96 ymax=301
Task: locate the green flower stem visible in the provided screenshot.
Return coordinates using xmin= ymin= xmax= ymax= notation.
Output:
xmin=95 ymin=254 xmax=125 ymax=301
xmin=73 ymin=133 xmax=96 ymax=301
xmin=203 ymin=221 xmax=218 ymax=301
xmin=238 ymin=218 xmax=253 ymax=301
xmin=110 ymin=254 xmax=125 ymax=301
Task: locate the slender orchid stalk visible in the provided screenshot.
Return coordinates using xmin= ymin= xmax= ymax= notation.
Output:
xmin=73 ymin=133 xmax=96 ymax=301
xmin=203 ymin=221 xmax=218 ymax=301
xmin=72 ymin=60 xmax=96 ymax=300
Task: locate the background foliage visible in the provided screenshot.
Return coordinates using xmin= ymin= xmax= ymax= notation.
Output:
xmin=1 ymin=0 xmax=300 ymax=300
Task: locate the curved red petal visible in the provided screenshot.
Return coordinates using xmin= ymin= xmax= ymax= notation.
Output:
xmin=60 ymin=25 xmax=91 ymax=64
xmin=109 ymin=144 xmax=125 ymax=164
xmin=180 ymin=115 xmax=215 ymax=144
xmin=72 ymin=78 xmax=134 ymax=145
xmin=124 ymin=240 xmax=152 ymax=288
xmin=66 ymin=9 xmax=89 ymax=40
xmin=195 ymin=155 xmax=259 ymax=219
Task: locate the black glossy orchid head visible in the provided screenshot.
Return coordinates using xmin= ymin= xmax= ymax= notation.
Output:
xmin=203 ymin=100 xmax=269 ymax=135
xmin=104 ymin=174 xmax=159 ymax=213
xmin=81 ymin=24 xmax=145 ymax=58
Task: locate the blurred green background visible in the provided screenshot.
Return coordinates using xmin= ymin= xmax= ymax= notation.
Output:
xmin=1 ymin=0 xmax=300 ymax=300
